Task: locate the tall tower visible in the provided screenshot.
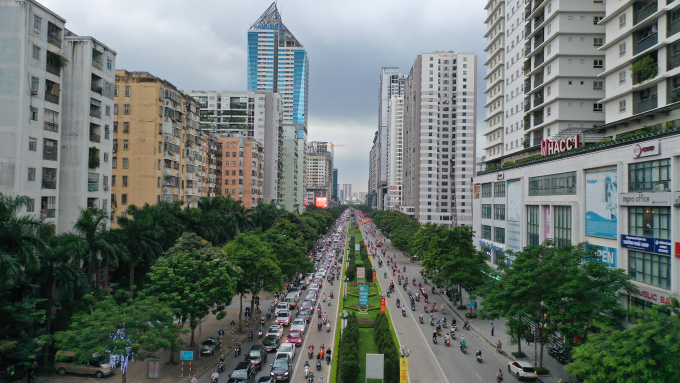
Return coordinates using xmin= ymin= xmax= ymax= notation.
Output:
xmin=376 ymin=68 xmax=405 ymax=210
xmin=248 ymin=3 xmax=309 ymax=212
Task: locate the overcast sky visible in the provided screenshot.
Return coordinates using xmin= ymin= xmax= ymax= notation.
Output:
xmin=43 ymin=0 xmax=488 ymax=193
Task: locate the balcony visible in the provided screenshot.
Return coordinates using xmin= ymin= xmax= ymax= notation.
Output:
xmin=635 ymin=32 xmax=658 ymax=55
xmin=534 ymin=76 xmax=544 ymax=88
xmin=89 ymin=133 xmax=101 ymax=143
xmin=44 ymin=121 xmax=58 ymax=132
xmin=91 ymin=83 xmax=103 ymax=95
xmin=534 ymin=34 xmax=544 ymax=49
xmin=534 ymin=53 xmax=544 ymax=68
xmin=90 ymin=108 xmax=101 ymax=119
xmin=47 ymin=34 xmax=61 ymax=48
xmin=88 ymin=184 xmax=99 ymax=191
xmin=525 ymin=46 xmax=531 ymax=58
xmin=534 ymin=95 xmax=544 ymax=106
xmin=634 ymin=0 xmax=658 ymax=25
xmin=524 ymin=79 xmax=531 ymax=94
xmin=670 ymin=16 xmax=680 ymax=37
xmin=46 ymin=62 xmax=60 ymax=76
xmin=534 ymin=14 xmax=545 ymax=29
xmin=524 ymin=102 xmax=531 ymax=112
xmin=41 ymin=209 xmax=56 ymax=218
xmin=41 ymin=181 xmax=56 ymax=189
xmin=43 ymin=149 xmax=57 ymax=161
xmin=45 ymin=92 xmax=59 ymax=104
xmin=668 ymin=49 xmax=680 ymax=70
xmin=92 ymin=58 xmax=103 ymax=70
xmin=534 ymin=115 xmax=544 ymax=126
xmin=533 ymin=135 xmax=543 ymax=147
xmin=635 ymin=94 xmax=658 ymax=114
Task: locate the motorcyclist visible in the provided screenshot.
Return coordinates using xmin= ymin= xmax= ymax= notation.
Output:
xmin=401 ymin=307 xmax=406 ymax=316
xmin=419 ymin=313 xmax=423 ymax=322
xmin=191 ymin=375 xmax=198 ymax=383
xmin=476 ymin=348 xmax=482 ymax=358
xmin=248 ymin=328 xmax=253 ymax=338
xmin=497 ymin=369 xmax=503 ymax=381
xmin=396 ymin=298 xmax=400 ymax=307
xmin=460 ymin=339 xmax=467 ymax=351
xmin=464 ymin=318 xmax=469 ymax=329
xmin=432 ymin=331 xmax=437 ymax=341
xmin=424 ymin=303 xmax=428 ymax=312
xmin=211 ymin=369 xmax=220 ymax=381
xmin=304 ymin=361 xmax=310 ymax=376
xmin=330 ymin=290 xmax=333 ymax=299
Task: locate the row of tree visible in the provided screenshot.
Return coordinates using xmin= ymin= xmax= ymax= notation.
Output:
xmin=0 ymin=192 xmax=345 ymax=379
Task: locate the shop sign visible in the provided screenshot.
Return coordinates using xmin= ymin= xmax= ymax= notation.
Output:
xmin=632 ymin=140 xmax=659 ymax=158
xmin=496 ymin=173 xmax=504 ymax=180
xmin=479 ymin=239 xmax=504 ymax=253
xmin=620 ymin=234 xmax=672 ymax=255
xmin=586 ymin=244 xmax=617 ymax=268
xmin=676 ymin=242 xmax=680 ymax=258
xmin=618 ymin=192 xmax=671 ymax=207
xmin=634 ymin=288 xmax=673 ymax=305
xmin=474 ymin=183 xmax=481 ymax=199
xmin=540 ymin=134 xmax=581 ymax=156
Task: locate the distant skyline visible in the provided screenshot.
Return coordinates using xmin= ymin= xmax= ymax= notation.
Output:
xmin=42 ymin=0 xmax=488 ymax=192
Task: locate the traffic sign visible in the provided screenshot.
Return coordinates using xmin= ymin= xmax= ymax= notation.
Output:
xmin=467 ymin=300 xmax=476 ymax=307
xmin=230 ymin=320 xmax=236 ymax=326
xmin=180 ymin=351 xmax=194 ymax=361
xmin=218 ymin=329 xmax=225 ymax=336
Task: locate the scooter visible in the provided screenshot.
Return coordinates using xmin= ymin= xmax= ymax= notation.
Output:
xmin=234 ymin=344 xmax=241 ymax=357
xmin=460 ymin=345 xmax=467 ymax=354
xmin=308 ymin=348 xmax=314 ymax=359
xmin=445 ymin=338 xmax=450 ymax=346
xmin=402 ymin=309 xmax=406 ymax=317
xmin=218 ymin=359 xmax=225 ymax=372
xmin=432 ymin=336 xmax=438 ymax=344
xmin=258 ymin=329 xmax=263 ymax=338
xmin=316 ymin=358 xmax=322 ymax=371
xmin=326 ymin=323 xmax=331 ymax=332
xmin=419 ymin=315 xmax=424 ymax=324
xmin=476 ymin=354 xmax=482 ymax=363
xmin=326 ymin=353 xmax=331 ymax=364
xmin=430 ymin=318 xmax=435 ymax=326
xmin=304 ymin=363 xmax=310 ymax=377
xmin=411 ymin=303 xmax=415 ymax=311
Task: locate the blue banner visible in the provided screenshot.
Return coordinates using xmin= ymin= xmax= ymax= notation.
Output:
xmin=620 ymin=235 xmax=672 ymax=255
xmin=585 ymin=170 xmax=618 ymax=238
xmin=359 ymin=286 xmax=369 ymax=305
xmin=586 ymin=244 xmax=617 ymax=268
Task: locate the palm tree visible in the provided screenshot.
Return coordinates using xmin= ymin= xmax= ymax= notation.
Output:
xmin=73 ymin=208 xmax=120 ymax=291
xmin=0 ymin=194 xmax=51 ymax=289
xmin=116 ymin=205 xmax=163 ymax=295
xmin=251 ymin=203 xmax=281 ymax=231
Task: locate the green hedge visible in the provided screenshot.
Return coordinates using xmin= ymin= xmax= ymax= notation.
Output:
xmin=339 ymin=312 xmax=360 ymax=382
xmin=373 ymin=313 xmax=400 ymax=383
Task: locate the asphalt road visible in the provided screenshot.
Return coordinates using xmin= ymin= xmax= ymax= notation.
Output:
xmin=198 ymin=220 xmax=347 ymax=383
xmin=363 ymin=224 xmax=511 ymax=383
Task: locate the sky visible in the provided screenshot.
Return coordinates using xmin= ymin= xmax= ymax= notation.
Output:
xmin=43 ymin=0 xmax=489 ymax=193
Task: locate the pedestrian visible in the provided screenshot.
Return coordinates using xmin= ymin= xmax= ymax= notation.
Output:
xmin=491 ymin=323 xmax=494 ymax=336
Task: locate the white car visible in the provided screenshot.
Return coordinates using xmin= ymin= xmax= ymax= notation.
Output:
xmin=507 ymin=361 xmax=538 ymax=380
xmin=267 ymin=325 xmax=284 ymax=340
xmin=276 ymin=343 xmax=296 ymax=360
xmin=275 ymin=303 xmax=288 ymax=315
xmin=276 ymin=310 xmax=291 ymax=326
xmin=291 ymin=318 xmax=307 ymax=334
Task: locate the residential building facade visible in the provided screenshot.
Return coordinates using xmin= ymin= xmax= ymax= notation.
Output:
xmin=401 ymin=51 xmax=478 ymax=226
xmin=213 ymin=136 xmax=264 ymax=208
xmin=483 ymin=0 xmax=506 ymax=163
xmin=385 ymin=95 xmax=405 ymax=210
xmin=306 ymin=141 xmax=334 ymax=201
xmin=279 ymin=125 xmax=299 ymax=211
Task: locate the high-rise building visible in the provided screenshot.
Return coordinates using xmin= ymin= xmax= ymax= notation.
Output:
xmin=482 ymin=0 xmax=507 ymax=163
xmin=342 ymin=184 xmax=352 ymax=202
xmin=305 ymin=141 xmax=334 ymax=201
xmin=401 ymin=51 xmax=477 ymax=226
xmin=385 ymin=95 xmax=404 ymax=210
xmin=213 ymin=136 xmax=264 ymax=208
xmin=248 ymin=2 xmax=309 ymax=212
xmin=332 ymin=168 xmax=338 ymax=201
xmin=0 ymin=0 xmax=118 ymax=234
xmin=279 ymin=125 xmax=299 ymax=211
xmin=368 ymin=131 xmax=379 ymax=206
xmin=185 ymin=90 xmax=283 ymax=205
xmin=112 ymin=71 xmax=204 ymax=223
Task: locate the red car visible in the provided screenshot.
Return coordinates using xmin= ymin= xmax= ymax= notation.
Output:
xmin=287 ymin=331 xmax=303 ymax=346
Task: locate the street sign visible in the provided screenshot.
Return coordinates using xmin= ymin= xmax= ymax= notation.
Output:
xmin=218 ymin=329 xmax=225 ymax=336
xmin=467 ymin=300 xmax=476 ymax=307
xmin=180 ymin=351 xmax=194 ymax=361
xmin=359 ymin=285 xmax=369 ymax=305
xmin=357 ymin=267 xmax=365 ymax=280
xmin=400 ymin=358 xmax=408 ymax=383
xmin=245 ymin=307 xmax=251 ymax=317
xmin=230 ymin=320 xmax=236 ymax=326
xmin=380 ymin=297 xmax=386 ymax=313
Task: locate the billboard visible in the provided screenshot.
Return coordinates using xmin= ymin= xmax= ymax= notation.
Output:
xmin=585 ymin=170 xmax=618 ymax=238
xmin=586 ymin=244 xmax=617 ymax=268
xmin=506 ymin=181 xmax=521 ymax=222
xmin=315 ymin=196 xmax=328 ymax=208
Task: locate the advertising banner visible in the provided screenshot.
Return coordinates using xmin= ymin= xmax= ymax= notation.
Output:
xmin=359 ymin=285 xmax=369 ymax=305
xmin=380 ymin=297 xmax=386 ymax=313
xmin=474 ymin=183 xmax=481 ymax=199
xmin=506 ymin=221 xmax=521 ymax=252
xmin=506 ymin=181 xmax=521 ymax=222
xmin=585 ymin=170 xmax=618 ymax=238
xmin=618 ymin=192 xmax=672 ymax=207
xmin=372 ymin=270 xmax=377 ymax=283
xmin=315 ymin=196 xmax=328 ymax=208
xmin=544 ymin=206 xmax=551 ymax=239
xmin=586 ymin=244 xmax=618 ymax=268
xmin=357 ymin=267 xmax=365 ymax=280
xmin=400 ymin=358 xmax=408 ymax=383
xmin=621 ymin=234 xmax=672 ymax=255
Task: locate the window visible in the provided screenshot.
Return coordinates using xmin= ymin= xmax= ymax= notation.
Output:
xmin=121 ymin=194 xmax=128 ymax=204
xmin=494 ymin=227 xmax=505 ymax=244
xmin=628 ymin=296 xmax=670 ymax=324
xmin=123 ymin=140 xmax=129 ymax=150
xmin=494 ymin=181 xmax=505 ymax=197
xmin=594 ymin=81 xmax=603 ymax=90
xmin=481 ymin=225 xmax=492 ymax=240
xmin=28 ymin=167 xmax=36 ymax=181
xmin=594 ymin=16 xmax=603 ymax=24
xmin=123 ymin=122 xmax=129 ymax=133
xmin=629 ymin=207 xmax=670 ymax=239
xmin=30 ymin=106 xmax=38 ymax=121
xmin=114 ymin=86 xmax=119 ymax=96
xmin=122 ymin=175 xmax=128 ymax=187
xmin=43 ymin=138 xmax=58 ymax=160
xmin=494 ymin=204 xmax=506 ymax=221
xmin=554 ymin=206 xmax=572 ymax=247
xmin=593 ymin=103 xmax=603 ymax=112
xmin=619 ymin=99 xmax=627 ymax=112
xmin=106 ymin=58 xmax=112 ymax=70
xmin=619 ymin=71 xmax=626 ymax=84
xmin=32 ymin=45 xmax=40 ymax=60
xmin=112 ymin=157 xmax=117 ymax=168
xmin=619 ymin=14 xmax=626 ymax=28
xmin=629 ymin=159 xmax=670 ymax=192
xmin=529 ymin=172 xmax=577 ymax=196
xmin=114 ymin=104 xmax=118 ymax=115
xmin=629 ymin=251 xmax=671 ymax=290
xmin=481 ymin=183 xmax=492 ymax=198
xmin=122 ymin=158 xmax=128 ymax=168
xmin=619 ymin=42 xmax=626 ymax=56
xmin=124 ymin=86 xmax=130 ymax=96
xmin=105 ymin=105 xmax=110 ymax=116
xmin=26 ymin=198 xmax=35 ymax=213
xmin=106 ymin=82 xmax=111 ymax=93
xmin=33 ymin=15 xmax=41 ymax=29
xmin=123 ymin=104 xmax=130 ymax=114
xmin=594 ymin=38 xmax=603 ymax=46
xmin=482 ymin=204 xmax=492 ymax=219
xmin=111 ymin=175 xmax=116 ymax=186
xmin=593 ymin=60 xmax=603 ymax=68
xmin=527 ymin=205 xmax=540 ymax=245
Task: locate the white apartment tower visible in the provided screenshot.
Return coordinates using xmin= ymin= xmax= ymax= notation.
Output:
xmin=385 ymin=95 xmax=404 ymax=210
xmin=0 ymin=0 xmax=116 ymax=233
xmin=305 ymin=141 xmax=334 ymax=200
xmin=376 ymin=67 xmax=405 ymax=210
xmin=402 ymin=52 xmax=478 ymax=226
xmin=186 ymin=90 xmax=283 ymax=206
xmin=483 ymin=0 xmax=507 ymax=162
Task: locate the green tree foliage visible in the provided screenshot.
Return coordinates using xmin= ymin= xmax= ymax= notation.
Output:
xmin=251 ymin=203 xmax=282 ymax=231
xmin=566 ymin=300 xmax=680 ymax=383
xmin=223 ymin=230 xmax=284 ymax=331
xmin=142 ymin=233 xmax=238 ymax=357
xmin=370 ymin=210 xmax=420 ymax=251
xmin=272 ymin=212 xmax=319 ymax=252
xmin=262 ymin=223 xmax=314 ymax=280
xmin=339 ymin=312 xmax=360 ymax=382
xmin=54 ymin=293 xmax=186 ymax=383
xmin=373 ymin=314 xmax=399 ymax=383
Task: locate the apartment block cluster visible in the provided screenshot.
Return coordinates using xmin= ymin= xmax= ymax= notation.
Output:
xmin=474 ymin=0 xmax=680 ymax=322
xmin=368 ymin=52 xmax=479 ymax=227
xmin=0 ymin=0 xmax=314 ymax=234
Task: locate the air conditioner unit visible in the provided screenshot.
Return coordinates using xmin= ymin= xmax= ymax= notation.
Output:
xmin=30 ymin=89 xmax=38 ymax=96
xmin=103 ymin=185 xmax=109 ymax=191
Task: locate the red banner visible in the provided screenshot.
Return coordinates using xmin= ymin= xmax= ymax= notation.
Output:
xmin=373 ymin=270 xmax=377 ymax=283
xmin=380 ymin=297 xmax=386 ymax=313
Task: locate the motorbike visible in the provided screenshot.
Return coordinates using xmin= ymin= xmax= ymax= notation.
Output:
xmin=432 ymin=336 xmax=437 ymax=344
xmin=460 ymin=344 xmax=467 ymax=353
xmin=476 ymin=354 xmax=482 ymax=363
xmin=445 ymin=338 xmax=450 ymax=346
xmin=248 ymin=332 xmax=253 ymax=341
xmin=318 ymin=321 xmax=322 ymax=331
xmin=304 ymin=364 xmax=310 ymax=377
xmin=308 ymin=347 xmax=314 ymax=359
xmin=386 ymin=291 xmax=391 ymax=298
xmin=326 ymin=323 xmax=331 ymax=332
xmin=411 ymin=302 xmax=415 ymax=311
xmin=234 ymin=344 xmax=241 ymax=357
xmin=211 ymin=377 xmax=218 ymax=383
xmin=328 ymin=299 xmax=332 ymax=307
xmin=424 ymin=306 xmax=429 ymax=313
xmin=218 ymin=359 xmax=225 ymax=373
xmin=496 ymin=372 xmax=504 ymax=382
xmin=326 ymin=353 xmax=331 ymax=364
xmin=415 ymin=295 xmax=420 ymax=302
xmin=419 ymin=315 xmax=423 ymax=324
xmin=402 ymin=309 xmax=406 ymax=317
xmin=396 ymin=300 xmax=401 ymax=308
xmin=430 ymin=318 xmax=435 ymax=326
xmin=403 ymin=284 xmax=408 ymax=291
xmin=316 ymin=359 xmax=322 ymax=371
xmin=432 ymin=304 xmax=437 ymax=312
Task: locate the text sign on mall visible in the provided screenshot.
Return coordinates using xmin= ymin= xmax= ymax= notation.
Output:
xmin=541 ymin=134 xmax=581 ymax=156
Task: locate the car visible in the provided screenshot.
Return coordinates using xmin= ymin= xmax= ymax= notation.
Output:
xmin=299 ymin=300 xmax=314 ymax=314
xmin=297 ymin=310 xmax=311 ymax=323
xmin=289 ymin=286 xmax=301 ymax=296
xmin=54 ymin=351 xmax=114 ymax=378
xmin=309 ymin=283 xmax=320 ymax=291
xmin=286 ymin=330 xmax=303 ymax=346
xmin=200 ymin=336 xmax=220 ymax=355
xmin=267 ymin=325 xmax=284 ymax=340
xmin=313 ymin=278 xmax=324 ymax=286
xmin=507 ymin=361 xmax=538 ymax=380
xmin=262 ymin=335 xmax=280 ymax=352
xmin=269 ymin=355 xmax=293 ymax=382
xmin=245 ymin=345 xmax=268 ymax=371
xmin=257 ymin=377 xmax=274 ymax=383
xmin=276 ymin=310 xmax=291 ymax=326
xmin=291 ymin=318 xmax=307 ymax=334
xmin=308 ymin=288 xmax=319 ymax=298
xmin=228 ymin=361 xmax=256 ymax=383
xmin=275 ymin=303 xmax=288 ymax=315
xmin=276 ymin=343 xmax=296 ymax=360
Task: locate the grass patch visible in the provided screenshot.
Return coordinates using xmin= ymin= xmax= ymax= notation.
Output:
xmin=357 ymin=327 xmax=379 ymax=383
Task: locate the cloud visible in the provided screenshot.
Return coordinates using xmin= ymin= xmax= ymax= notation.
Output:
xmin=42 ymin=0 xmax=489 ymax=192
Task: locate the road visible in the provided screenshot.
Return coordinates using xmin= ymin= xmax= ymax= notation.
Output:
xmin=197 ymin=219 xmax=347 ymax=383
xmin=362 ymin=222 xmax=510 ymax=383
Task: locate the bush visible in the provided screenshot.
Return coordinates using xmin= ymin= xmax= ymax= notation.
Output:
xmin=535 ymin=366 xmax=550 ymax=375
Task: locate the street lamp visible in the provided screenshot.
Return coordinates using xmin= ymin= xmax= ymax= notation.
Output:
xmin=399 ymin=345 xmax=410 ymax=358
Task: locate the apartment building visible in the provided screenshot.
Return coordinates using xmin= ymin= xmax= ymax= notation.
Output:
xmin=306 ymin=141 xmax=334 ymax=200
xmin=368 ymin=131 xmax=379 ymax=206
xmin=483 ymin=0 xmax=506 ymax=162
xmin=279 ymin=125 xmax=299 ymax=211
xmin=213 ymin=136 xmax=264 ymax=208
xmin=112 ymin=71 xmax=203 ymax=223
xmin=186 ymin=90 xmax=283 ymax=206
xmin=385 ymin=95 xmax=405 ymax=210
xmin=401 ymin=51 xmax=477 ymax=226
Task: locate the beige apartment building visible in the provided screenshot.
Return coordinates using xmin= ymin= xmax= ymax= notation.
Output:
xmin=111 ymin=70 xmax=202 ymax=223
xmin=214 ymin=136 xmax=264 ymax=208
